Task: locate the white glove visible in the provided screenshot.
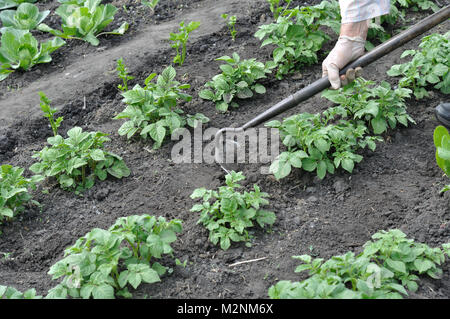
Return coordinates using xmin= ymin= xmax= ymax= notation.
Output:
xmin=322 ymin=35 xmax=366 ymax=89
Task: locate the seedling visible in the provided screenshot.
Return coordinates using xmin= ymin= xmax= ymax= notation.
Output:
xmin=116 ymin=57 xmax=135 ymax=92
xmin=1 ymin=252 xmax=12 ymax=260
xmin=365 ymin=0 xmax=439 ymax=49
xmin=199 ymin=53 xmax=275 ymax=112
xmin=169 ymin=21 xmax=200 ymax=66
xmin=38 ymin=92 xmax=63 ymax=137
xmin=46 ymin=215 xmax=182 ymax=299
xmin=322 ymin=78 xmax=415 ymax=135
xmin=142 ymin=0 xmax=159 ymax=12
xmin=190 ymin=171 xmax=276 ymax=250
xmin=175 ymin=258 xmax=188 ymax=268
xmin=221 ymin=14 xmax=237 ymax=41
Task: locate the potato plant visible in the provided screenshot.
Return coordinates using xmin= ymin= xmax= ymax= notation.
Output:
xmin=0 ymin=164 xmax=43 ymax=225
xmin=269 ymin=229 xmax=450 ymax=299
xmin=169 ymin=20 xmax=200 ymax=66
xmin=266 ymin=112 xmax=380 ymax=180
xmin=387 ymin=31 xmax=449 ymax=99
xmin=116 ymin=57 xmax=134 ymax=92
xmin=433 ymin=126 xmax=450 ymax=193
xmin=114 ymin=65 xmax=209 ymax=149
xmin=46 ymin=215 xmax=182 ymax=299
xmin=30 ymin=93 xmax=130 ymax=192
xmin=190 ymin=171 xmax=276 ymax=250
xmin=322 ymin=78 xmax=415 ymax=135
xmin=37 ymin=0 xmax=129 ymax=46
xmin=267 ymin=78 xmax=414 ymax=180
xmin=221 ymin=13 xmax=237 ymax=41
xmin=199 ymin=53 xmax=275 ymax=112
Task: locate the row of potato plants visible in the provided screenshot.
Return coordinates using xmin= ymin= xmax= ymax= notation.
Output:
xmin=1 ymin=169 xmax=276 ymax=298
xmin=2 ymin=226 xmax=450 ymax=299
xmin=269 ymin=229 xmax=450 ymax=299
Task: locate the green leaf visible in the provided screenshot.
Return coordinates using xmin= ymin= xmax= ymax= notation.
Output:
xmin=0 ymin=207 xmax=14 ymax=218
xmin=371 ymin=117 xmax=387 ymax=135
xmin=199 ymin=89 xmax=215 ymax=101
xmin=91 ymin=284 xmax=115 ymax=299
xmin=220 ymin=237 xmax=231 ymax=250
xmin=386 ymin=258 xmax=407 ymax=274
xmin=107 ymin=160 xmax=130 ymax=179
xmin=216 ymin=101 xmax=228 ymax=112
xmin=341 ymin=158 xmax=354 ymax=173
xmin=161 ymin=65 xmax=176 ymax=83
xmin=270 ymin=155 xmax=291 ymax=180
xmin=90 ymin=149 xmax=105 ymax=161
xmin=220 ymin=64 xmax=234 ymax=75
xmin=314 ymin=139 xmax=330 ymax=153
xmin=253 ymin=84 xmax=266 ymax=94
xmin=141 ymin=268 xmax=160 ymax=284
xmin=316 ymin=160 xmax=327 ymax=179
xmin=302 ymin=158 xmax=317 ymax=172
xmin=273 ymin=47 xmax=285 ymax=63
xmin=160 ymin=229 xmax=177 ymax=243
xmin=413 ymin=259 xmax=434 ymax=273
xmin=236 ymin=87 xmax=253 ymax=99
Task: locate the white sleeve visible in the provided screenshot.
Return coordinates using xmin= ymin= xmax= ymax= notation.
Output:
xmin=339 ymin=0 xmax=391 ymax=24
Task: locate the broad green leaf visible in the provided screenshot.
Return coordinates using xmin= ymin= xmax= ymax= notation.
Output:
xmin=341 ymin=158 xmax=354 ymax=173
xmin=371 ymin=117 xmax=387 ymax=135
xmin=92 ymin=284 xmax=115 ymax=299
xmin=386 ymin=258 xmax=407 ymax=274
xmin=199 ymin=89 xmax=215 ymax=101
xmin=90 ymin=149 xmax=105 ymax=161
xmin=253 ymin=84 xmax=266 ymax=94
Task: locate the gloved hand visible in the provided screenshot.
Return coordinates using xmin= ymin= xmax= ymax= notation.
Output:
xmin=322 ymin=20 xmax=369 ymax=89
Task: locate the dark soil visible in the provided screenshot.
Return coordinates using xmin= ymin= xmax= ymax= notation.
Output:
xmin=0 ymin=0 xmax=449 ymax=299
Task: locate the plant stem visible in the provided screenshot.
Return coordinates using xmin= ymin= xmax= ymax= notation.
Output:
xmin=181 ymin=43 xmax=187 ymax=66
xmin=82 ymin=166 xmax=86 ymax=186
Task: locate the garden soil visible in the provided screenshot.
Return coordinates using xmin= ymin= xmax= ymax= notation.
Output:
xmin=0 ymin=0 xmax=449 ymax=299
